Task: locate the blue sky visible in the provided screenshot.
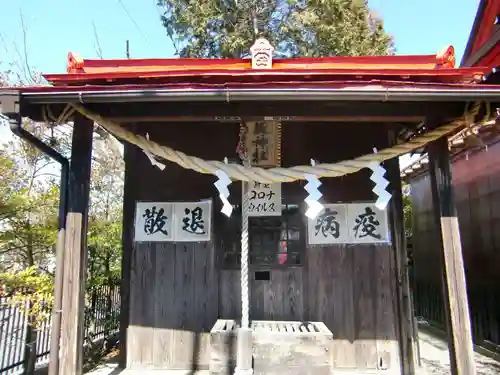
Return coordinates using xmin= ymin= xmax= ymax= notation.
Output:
xmin=0 ymin=0 xmax=480 ymax=75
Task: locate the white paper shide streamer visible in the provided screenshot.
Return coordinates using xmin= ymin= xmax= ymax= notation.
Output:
xmin=304 ymin=174 xmax=324 ymax=219
xmin=369 ymin=160 xmax=392 ymax=210
xmin=304 ymin=160 xmax=324 ymax=219
xmin=215 ymin=168 xmax=233 ymax=217
xmin=143 ymin=133 xmax=166 ymax=170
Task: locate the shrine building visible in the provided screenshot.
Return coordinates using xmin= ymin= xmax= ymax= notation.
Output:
xmin=1 ymin=35 xmax=500 ymax=375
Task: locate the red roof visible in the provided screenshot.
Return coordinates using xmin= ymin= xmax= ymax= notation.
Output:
xmin=38 ymin=46 xmax=489 ymax=89
xmin=461 ymin=0 xmax=500 ymax=67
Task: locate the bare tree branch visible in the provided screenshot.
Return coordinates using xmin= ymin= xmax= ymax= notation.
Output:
xmin=92 ymin=21 xmax=104 ymax=59
xmin=18 ymin=10 xmax=36 ymax=83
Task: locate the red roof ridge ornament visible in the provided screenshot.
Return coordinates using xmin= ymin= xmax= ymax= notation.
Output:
xmin=250 ymin=38 xmax=274 ymax=69
xmin=67 ymin=52 xmax=84 ymax=73
xmin=436 ymin=45 xmax=456 ymax=69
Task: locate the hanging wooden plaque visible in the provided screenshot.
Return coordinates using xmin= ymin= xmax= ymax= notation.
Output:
xmin=245 ymin=119 xmax=282 ymax=167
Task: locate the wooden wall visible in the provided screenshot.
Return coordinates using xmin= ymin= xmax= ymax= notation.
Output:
xmin=410 ymin=139 xmax=500 ymax=346
xmin=128 ymin=242 xmax=217 ymax=369
xmin=124 ymin=121 xmax=402 ymax=371
xmin=218 ymin=244 xmax=398 ymax=370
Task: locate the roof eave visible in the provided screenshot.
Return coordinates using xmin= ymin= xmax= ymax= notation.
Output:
xmin=9 ymin=86 xmax=500 ymax=106
xmin=63 ymin=51 xmax=451 ymax=75
xmin=402 ymin=118 xmax=500 ymax=181
xmin=462 ymin=28 xmax=500 ymax=68
xmin=41 ymin=67 xmax=488 ymax=87
xmin=461 ymin=0 xmax=488 ymax=66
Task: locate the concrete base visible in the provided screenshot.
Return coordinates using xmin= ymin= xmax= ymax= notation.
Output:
xmin=84 ymin=328 xmax=500 ymax=375
xmin=234 ymin=328 xmax=253 ymax=375
xmin=88 ymin=365 xmax=210 ymax=375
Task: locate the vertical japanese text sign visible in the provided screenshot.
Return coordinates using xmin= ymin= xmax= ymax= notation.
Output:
xmin=307 ymin=204 xmax=348 ymax=245
xmin=347 ymin=203 xmax=389 ymax=244
xmin=245 ymin=120 xmax=282 ymax=167
xmin=245 ymin=182 xmax=282 ymax=217
xmin=173 ymin=201 xmax=212 ymax=242
xmin=134 ymin=202 xmax=174 ymax=242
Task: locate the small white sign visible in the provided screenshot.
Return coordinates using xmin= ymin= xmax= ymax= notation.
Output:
xmin=173 ymin=201 xmax=212 ymax=242
xmin=134 ymin=202 xmax=174 ymax=242
xmin=245 ymin=181 xmax=282 ymax=217
xmin=347 ymin=203 xmax=389 ymax=244
xmin=250 ymin=37 xmax=274 ymax=69
xmin=307 ymin=204 xmax=348 ymax=245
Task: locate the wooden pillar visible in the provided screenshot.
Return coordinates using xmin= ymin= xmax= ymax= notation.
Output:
xmin=386 ymin=155 xmax=416 ymax=375
xmin=60 ymin=114 xmax=94 ymax=375
xmin=428 ymin=137 xmax=475 ymax=375
xmin=118 ymin=142 xmax=138 ymax=368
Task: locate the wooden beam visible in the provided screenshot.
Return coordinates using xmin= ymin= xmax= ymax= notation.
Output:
xmin=59 ymin=114 xmax=94 ymax=375
xmin=428 ymin=137 xmax=476 ymax=375
xmin=386 ymin=150 xmax=416 ymax=375
xmin=118 ymin=142 xmax=139 ymax=368
xmin=22 ymin=100 xmax=465 ymax=124
xmin=90 ymin=100 xmax=464 ymax=120
xmin=108 ymin=115 xmax=425 ymax=123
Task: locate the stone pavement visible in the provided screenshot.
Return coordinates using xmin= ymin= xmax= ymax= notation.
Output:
xmin=85 ymin=329 xmax=500 ymax=375
xmin=417 ymin=329 xmax=500 ymax=375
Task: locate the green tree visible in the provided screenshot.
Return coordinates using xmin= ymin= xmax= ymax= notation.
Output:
xmin=0 ymin=26 xmax=125 ymax=371
xmin=0 ymin=121 xmax=125 ymax=373
xmin=0 ymin=150 xmax=24 ymax=217
xmin=0 ymin=266 xmax=54 ymax=328
xmin=0 ymin=120 xmax=66 ymax=273
xmin=158 ymin=0 xmax=394 ymax=58
xmin=403 ymin=193 xmax=412 ymax=238
xmin=0 ymin=110 xmax=125 ymax=274
xmin=87 ymin=128 xmax=124 ymax=284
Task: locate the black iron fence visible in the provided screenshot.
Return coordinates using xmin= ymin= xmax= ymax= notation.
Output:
xmin=0 ymin=284 xmax=120 ymax=375
xmin=413 ymin=278 xmax=500 ymax=348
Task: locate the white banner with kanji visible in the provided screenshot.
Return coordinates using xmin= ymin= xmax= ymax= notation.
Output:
xmin=307 ymin=202 xmax=389 ymax=245
xmin=134 ymin=200 xmax=212 ymax=242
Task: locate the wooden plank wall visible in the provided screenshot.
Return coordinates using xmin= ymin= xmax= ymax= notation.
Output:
xmin=410 ymin=139 xmax=500 ymax=346
xmin=125 ymin=121 xmax=401 ymax=371
xmin=309 ymin=245 xmax=398 ymax=370
xmin=127 ymin=122 xmax=237 ymax=370
xmin=409 ymin=174 xmax=446 ymax=325
xmin=128 ymin=242 xmax=217 ymax=369
xmin=219 ymin=246 xmax=398 ymax=371
xmin=218 ymin=268 xmax=304 ymax=321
